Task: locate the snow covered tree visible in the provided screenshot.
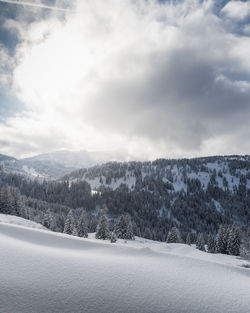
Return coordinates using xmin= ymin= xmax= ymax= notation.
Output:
xmin=227 ymin=225 xmax=241 ymax=256
xmin=144 ymin=227 xmax=152 ymax=240
xmin=196 ymin=233 xmax=205 ymax=251
xmin=125 ymin=214 xmax=135 ymax=240
xmin=166 ymin=227 xmax=182 ymax=243
xmin=95 ymin=210 xmax=110 ymax=240
xmin=12 ymin=188 xmax=23 ymax=217
xmin=240 ymin=228 xmax=250 ymax=260
xmin=207 ymin=234 xmax=216 ymax=253
xmin=43 ymin=209 xmax=54 ymax=230
xmin=216 ymin=224 xmax=229 ymax=254
xmin=77 ymin=211 xmax=88 ymax=238
xmin=72 ymin=227 xmax=78 ymax=236
xmin=63 ymin=210 xmax=75 ymax=235
xmin=114 ymin=215 xmax=127 ymax=239
xmin=110 ymin=232 xmax=117 ymax=243
xmin=0 ymin=185 xmax=13 ymax=214
xmin=186 ymin=233 xmax=191 ymax=245
xmin=114 ymin=214 xmax=134 ymax=240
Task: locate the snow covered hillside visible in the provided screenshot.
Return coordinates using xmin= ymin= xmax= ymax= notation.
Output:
xmin=63 ymin=156 xmax=250 ymax=193
xmin=0 ymin=220 xmax=250 ymax=313
xmin=0 ymin=214 xmax=46 ymax=230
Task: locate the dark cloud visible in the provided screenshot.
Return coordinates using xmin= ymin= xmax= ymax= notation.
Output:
xmin=82 ymin=45 xmax=250 ymax=151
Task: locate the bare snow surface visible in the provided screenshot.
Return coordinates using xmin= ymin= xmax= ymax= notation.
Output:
xmin=0 ymin=215 xmax=250 ymax=313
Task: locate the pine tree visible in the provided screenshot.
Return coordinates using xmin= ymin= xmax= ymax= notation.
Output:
xmin=63 ymin=210 xmax=75 ymax=235
xmin=95 ymin=211 xmax=110 ymax=240
xmin=227 ymin=225 xmax=241 ymax=256
xmin=72 ymin=227 xmax=78 ymax=236
xmin=196 ymin=233 xmax=205 ymax=251
xmin=216 ymin=224 xmax=229 ymax=254
xmin=125 ymin=214 xmax=135 ymax=240
xmin=166 ymin=227 xmax=182 ymax=243
xmin=207 ymin=234 xmax=216 ymax=253
xmin=114 ymin=215 xmax=127 ymax=239
xmin=0 ymin=185 xmax=13 ymax=214
xmin=12 ymin=188 xmax=23 ymax=217
xmin=186 ymin=233 xmax=191 ymax=245
xmin=43 ymin=209 xmax=53 ymax=230
xmin=77 ymin=211 xmax=88 ymax=238
xmin=110 ymin=232 xmax=117 ymax=243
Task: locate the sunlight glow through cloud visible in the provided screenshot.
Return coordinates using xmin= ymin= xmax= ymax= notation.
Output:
xmin=1 ymin=0 xmax=250 ymax=158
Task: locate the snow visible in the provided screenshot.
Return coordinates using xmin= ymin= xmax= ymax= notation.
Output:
xmin=0 ymin=217 xmax=250 ymax=313
xmin=0 ymin=214 xmax=47 ymax=230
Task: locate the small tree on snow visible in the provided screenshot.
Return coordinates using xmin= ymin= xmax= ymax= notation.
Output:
xmin=95 ymin=211 xmax=110 ymax=240
xmin=63 ymin=210 xmax=75 ymax=235
xmin=43 ymin=209 xmax=54 ymax=230
xmin=227 ymin=225 xmax=241 ymax=256
xmin=216 ymin=224 xmax=229 ymax=254
xmin=207 ymin=234 xmax=216 ymax=253
xmin=196 ymin=233 xmax=206 ymax=251
xmin=110 ymin=232 xmax=117 ymax=243
xmin=77 ymin=211 xmax=88 ymax=238
xmin=166 ymin=227 xmax=182 ymax=243
xmin=186 ymin=233 xmax=191 ymax=246
xmin=125 ymin=214 xmax=135 ymax=240
xmin=114 ymin=213 xmax=135 ymax=240
xmin=72 ymin=227 xmax=78 ymax=236
xmin=114 ymin=215 xmax=127 ymax=239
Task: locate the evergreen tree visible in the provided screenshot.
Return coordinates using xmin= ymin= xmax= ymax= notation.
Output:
xmin=227 ymin=225 xmax=241 ymax=256
xmin=125 ymin=214 xmax=135 ymax=240
xmin=12 ymin=188 xmax=23 ymax=217
xmin=72 ymin=227 xmax=78 ymax=236
xmin=207 ymin=234 xmax=216 ymax=253
xmin=63 ymin=210 xmax=75 ymax=235
xmin=196 ymin=233 xmax=205 ymax=251
xmin=77 ymin=211 xmax=88 ymax=238
xmin=216 ymin=224 xmax=229 ymax=254
xmin=95 ymin=211 xmax=110 ymax=240
xmin=43 ymin=209 xmax=53 ymax=230
xmin=166 ymin=227 xmax=182 ymax=243
xmin=186 ymin=233 xmax=191 ymax=245
xmin=0 ymin=185 xmax=13 ymax=214
xmin=144 ymin=227 xmax=152 ymax=240
xmin=110 ymin=232 xmax=117 ymax=243
xmin=114 ymin=215 xmax=127 ymax=239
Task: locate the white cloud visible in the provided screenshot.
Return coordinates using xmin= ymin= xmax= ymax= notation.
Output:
xmin=221 ymin=0 xmax=250 ymax=21
xmin=1 ymin=0 xmax=250 ymax=158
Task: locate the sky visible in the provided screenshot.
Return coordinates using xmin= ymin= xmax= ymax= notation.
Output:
xmin=0 ymin=0 xmax=250 ymax=160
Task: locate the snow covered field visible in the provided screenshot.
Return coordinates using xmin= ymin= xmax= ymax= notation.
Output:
xmin=0 ymin=215 xmax=250 ymax=313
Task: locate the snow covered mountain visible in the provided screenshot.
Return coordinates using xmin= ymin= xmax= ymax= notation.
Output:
xmin=0 ymin=218 xmax=249 ymax=313
xmin=1 ymin=154 xmax=249 ymax=239
xmin=0 ymin=150 xmax=128 ymax=179
xmin=62 ymin=155 xmax=250 ymax=193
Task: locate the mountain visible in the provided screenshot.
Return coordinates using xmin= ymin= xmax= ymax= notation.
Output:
xmin=0 ymin=153 xmax=72 ymax=179
xmin=0 ymin=220 xmax=250 ymax=313
xmin=0 ymin=154 xmax=16 ymax=162
xmin=1 ymin=154 xmax=249 ymax=240
xmin=60 ymin=155 xmax=250 ymax=238
xmin=0 ymin=150 xmax=128 ymax=179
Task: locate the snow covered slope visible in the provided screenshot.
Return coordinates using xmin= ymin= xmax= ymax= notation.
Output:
xmin=0 ymin=214 xmax=46 ymax=230
xmin=0 ymin=223 xmax=249 ymax=313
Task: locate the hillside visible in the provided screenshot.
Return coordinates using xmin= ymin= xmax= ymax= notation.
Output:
xmin=60 ymin=155 xmax=250 ymax=238
xmin=0 ymin=150 xmax=128 ymax=179
xmin=0 ymin=219 xmax=249 ymax=313
xmin=1 ymin=155 xmax=249 ymax=240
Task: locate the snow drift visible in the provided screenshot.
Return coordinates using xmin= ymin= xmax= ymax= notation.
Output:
xmin=0 ymin=217 xmax=250 ymax=313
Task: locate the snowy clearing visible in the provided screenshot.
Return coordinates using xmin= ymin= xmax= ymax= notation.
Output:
xmin=0 ymin=217 xmax=250 ymax=313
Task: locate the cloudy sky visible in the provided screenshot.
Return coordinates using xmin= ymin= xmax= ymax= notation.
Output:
xmin=0 ymin=0 xmax=250 ymax=160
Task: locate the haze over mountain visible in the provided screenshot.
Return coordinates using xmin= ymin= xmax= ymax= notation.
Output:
xmin=0 ymin=150 xmax=129 ymax=178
